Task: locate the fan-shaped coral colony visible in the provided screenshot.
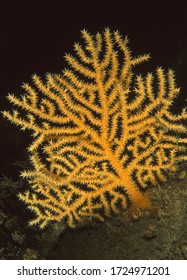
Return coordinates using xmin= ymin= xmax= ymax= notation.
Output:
xmin=3 ymin=29 xmax=187 ymax=228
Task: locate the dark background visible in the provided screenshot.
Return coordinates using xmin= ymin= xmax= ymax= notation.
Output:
xmin=0 ymin=0 xmax=187 ymax=178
